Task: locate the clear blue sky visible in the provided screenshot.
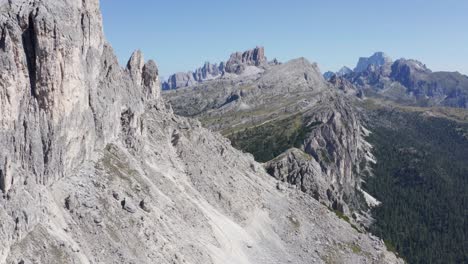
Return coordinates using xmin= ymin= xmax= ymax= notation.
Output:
xmin=100 ymin=0 xmax=468 ymax=78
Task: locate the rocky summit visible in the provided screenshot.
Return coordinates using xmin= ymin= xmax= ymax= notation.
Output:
xmin=162 ymin=62 xmax=225 ymax=90
xmin=224 ymin=46 xmax=267 ymax=74
xmin=354 ymin=52 xmax=392 ymax=73
xmin=345 ymin=54 xmax=468 ymax=108
xmin=162 ymin=46 xmax=269 ymax=90
xmin=0 ymin=1 xmax=402 ymax=264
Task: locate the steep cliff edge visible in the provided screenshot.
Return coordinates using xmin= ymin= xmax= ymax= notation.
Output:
xmin=0 ymin=0 xmax=402 ymax=263
xmin=0 ymin=0 xmax=161 ymax=194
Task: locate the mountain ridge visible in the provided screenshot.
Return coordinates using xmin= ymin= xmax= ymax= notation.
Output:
xmin=320 ymin=52 xmax=468 ymax=108
xmin=162 ymin=46 xmax=277 ymax=90
xmin=163 ymin=46 xmax=468 ymax=264
xmin=0 ymin=1 xmax=401 ymax=263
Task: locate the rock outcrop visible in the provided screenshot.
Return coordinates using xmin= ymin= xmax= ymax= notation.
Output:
xmin=163 ymin=71 xmax=197 ymax=90
xmin=162 ymin=47 xmax=268 ymax=90
xmin=329 ymin=74 xmax=359 ymax=95
xmin=162 ymin=62 xmax=225 ymax=90
xmin=264 ymin=97 xmax=375 ymax=217
xmin=225 ymin=46 xmax=267 ymax=74
xmin=193 ymin=61 xmax=225 ymax=81
xmin=354 ymin=52 xmax=392 ymax=73
xmin=0 ymin=0 xmax=402 ymax=263
xmin=323 ymin=71 xmax=336 ymax=81
xmin=323 ymin=67 xmax=352 ymax=81
xmin=389 ymin=59 xmax=432 ymax=87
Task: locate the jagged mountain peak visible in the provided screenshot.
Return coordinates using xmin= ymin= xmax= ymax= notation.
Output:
xmin=346 ymin=52 xmax=468 ymax=108
xmin=323 ymin=71 xmax=335 ymax=80
xmin=354 ymin=51 xmax=392 ymax=72
xmin=162 ymin=46 xmax=269 ymax=90
xmin=225 ymin=46 xmax=267 ymax=74
xmin=337 ymin=66 xmax=353 ymax=76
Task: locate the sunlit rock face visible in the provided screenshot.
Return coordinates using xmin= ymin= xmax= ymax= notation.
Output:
xmin=0 ymin=1 xmax=402 ymax=263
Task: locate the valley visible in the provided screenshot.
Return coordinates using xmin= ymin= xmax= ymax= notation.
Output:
xmin=163 ymin=48 xmax=468 ymax=264
xmin=1 ymin=0 xmax=466 ymax=263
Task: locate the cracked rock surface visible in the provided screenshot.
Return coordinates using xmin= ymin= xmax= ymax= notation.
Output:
xmin=0 ymin=0 xmax=402 ymax=263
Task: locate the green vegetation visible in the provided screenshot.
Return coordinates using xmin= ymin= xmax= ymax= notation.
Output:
xmin=383 ymin=240 xmax=398 ymax=256
xmin=331 ymin=208 xmax=362 ymax=233
xmin=364 ymin=108 xmax=468 ymax=264
xmin=350 ymin=243 xmax=362 ymax=254
xmin=333 ymin=209 xmax=350 ymax=222
xmin=227 ymin=114 xmax=321 ymax=162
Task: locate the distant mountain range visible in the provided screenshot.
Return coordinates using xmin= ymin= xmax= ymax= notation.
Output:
xmin=326 ymin=52 xmax=468 ymax=108
xmin=162 ymin=47 xmax=280 ymax=90
xmin=164 ymin=50 xmax=468 ymax=109
xmin=323 ymin=66 xmax=352 ymax=80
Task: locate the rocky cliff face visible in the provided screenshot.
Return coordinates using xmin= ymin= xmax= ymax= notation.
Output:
xmin=162 ymin=62 xmax=225 ymax=90
xmin=0 ymin=0 xmax=402 ymax=263
xmin=163 ymin=71 xmax=198 ymax=90
xmin=390 ymin=59 xmax=432 ymax=88
xmin=193 ymin=61 xmax=225 ymax=81
xmin=225 ymin=46 xmax=267 ymax=74
xmin=354 ymin=52 xmax=392 ymax=73
xmin=263 ymin=97 xmax=375 ymax=217
xmin=0 ymin=0 xmax=158 ymax=194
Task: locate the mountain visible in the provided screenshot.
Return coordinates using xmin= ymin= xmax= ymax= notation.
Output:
xmin=323 ymin=66 xmax=353 ymax=81
xmin=354 ymin=52 xmax=392 ymax=73
xmin=345 ymin=53 xmax=468 ymax=108
xmin=163 ymin=47 xmax=468 ymax=263
xmin=162 ymin=47 xmax=269 ymax=90
xmin=162 ymin=62 xmax=225 ymax=90
xmin=164 ymin=54 xmax=379 ymax=221
xmin=337 ymin=66 xmax=353 ymax=76
xmin=323 ymin=71 xmax=335 ymax=80
xmin=225 ymin=46 xmax=268 ymax=74
xmin=0 ymin=0 xmax=402 ymax=263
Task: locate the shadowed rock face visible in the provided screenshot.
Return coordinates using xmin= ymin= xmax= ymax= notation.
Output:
xmin=354 ymin=52 xmax=392 ymax=73
xmin=0 ymin=1 xmax=403 ymax=263
xmin=390 ymin=59 xmax=432 ymax=88
xmin=345 ymin=53 xmax=468 ymax=108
